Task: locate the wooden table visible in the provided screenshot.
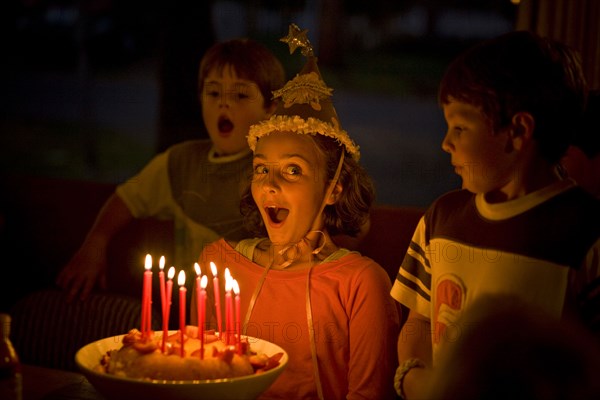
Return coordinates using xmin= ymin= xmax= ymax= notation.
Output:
xmin=22 ymin=364 xmax=104 ymax=400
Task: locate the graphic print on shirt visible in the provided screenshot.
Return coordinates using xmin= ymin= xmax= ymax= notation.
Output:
xmin=434 ymin=274 xmax=466 ymax=346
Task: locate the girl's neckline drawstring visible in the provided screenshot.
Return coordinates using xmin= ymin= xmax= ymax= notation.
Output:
xmin=242 ymin=244 xmax=324 ymax=400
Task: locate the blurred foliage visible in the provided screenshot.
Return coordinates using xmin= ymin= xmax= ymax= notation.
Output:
xmin=0 ymin=119 xmax=153 ymax=182
xmin=0 ymin=0 xmax=516 ymax=184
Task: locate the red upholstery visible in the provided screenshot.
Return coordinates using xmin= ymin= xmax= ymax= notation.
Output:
xmin=1 ymin=176 xmax=423 ymax=307
xmin=358 ymin=205 xmax=424 ymax=282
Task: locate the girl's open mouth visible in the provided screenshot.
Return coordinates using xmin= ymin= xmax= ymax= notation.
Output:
xmin=266 ymin=206 xmax=289 ymax=224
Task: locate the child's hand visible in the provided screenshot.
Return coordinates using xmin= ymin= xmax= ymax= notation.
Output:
xmin=56 ymin=240 xmax=108 ymax=302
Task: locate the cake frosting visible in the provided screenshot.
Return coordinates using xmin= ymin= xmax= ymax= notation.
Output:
xmin=97 ymin=326 xmax=282 ymax=381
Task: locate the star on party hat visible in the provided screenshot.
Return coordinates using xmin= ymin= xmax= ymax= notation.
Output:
xmin=247 ymin=23 xmax=360 ymax=160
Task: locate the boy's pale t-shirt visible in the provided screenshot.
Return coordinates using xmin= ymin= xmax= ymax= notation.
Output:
xmin=116 ymin=139 xmax=252 ymax=269
xmin=391 ymin=179 xmax=600 ymax=364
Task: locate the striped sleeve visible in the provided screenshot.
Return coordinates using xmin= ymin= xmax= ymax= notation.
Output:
xmin=390 ymin=216 xmax=432 ymax=318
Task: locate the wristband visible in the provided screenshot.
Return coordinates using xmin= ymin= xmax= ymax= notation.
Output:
xmin=394 ymin=358 xmax=425 ymax=400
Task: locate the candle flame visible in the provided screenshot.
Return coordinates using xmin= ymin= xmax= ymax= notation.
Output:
xmin=168 ymin=266 xmax=176 ymax=280
xmin=145 ymin=254 xmax=152 ymax=271
xmin=178 ymin=270 xmax=186 ymax=286
xmin=210 ymin=261 xmax=217 ymax=276
xmin=194 ymin=262 xmax=201 ymax=276
xmin=225 ymin=275 xmax=232 ymax=292
xmin=159 ymin=256 xmax=165 ymax=270
xmin=225 ymin=267 xmax=231 ymax=280
xmin=201 ymin=275 xmax=208 ymax=289
xmin=232 ymin=279 xmax=240 ymax=295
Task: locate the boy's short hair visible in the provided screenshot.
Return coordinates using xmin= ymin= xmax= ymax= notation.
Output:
xmin=574 ymin=90 xmax=600 ymax=159
xmin=439 ymin=30 xmax=587 ymax=163
xmin=198 ymin=38 xmax=286 ymax=108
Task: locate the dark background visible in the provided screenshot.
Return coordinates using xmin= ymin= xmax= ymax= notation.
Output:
xmin=1 ymin=0 xmax=521 ymax=206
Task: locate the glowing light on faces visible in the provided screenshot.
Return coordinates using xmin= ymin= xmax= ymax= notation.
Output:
xmin=442 ymin=101 xmax=516 ymax=196
xmin=201 ymin=65 xmax=272 ymax=156
xmin=251 ymin=132 xmax=329 ymax=246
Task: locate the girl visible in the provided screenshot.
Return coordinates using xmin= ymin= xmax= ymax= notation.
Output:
xmin=197 ymin=24 xmax=399 ymax=400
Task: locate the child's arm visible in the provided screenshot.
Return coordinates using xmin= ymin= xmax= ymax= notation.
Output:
xmin=56 ymin=193 xmax=134 ymax=301
xmin=396 ymin=308 xmax=433 ymax=400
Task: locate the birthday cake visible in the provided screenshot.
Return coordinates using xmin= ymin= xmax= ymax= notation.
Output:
xmin=96 ymin=326 xmax=282 ymax=381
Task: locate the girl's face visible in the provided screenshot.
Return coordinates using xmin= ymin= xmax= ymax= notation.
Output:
xmin=441 ymin=100 xmax=516 ymax=195
xmin=201 ymin=64 xmax=275 ymax=156
xmin=251 ymin=132 xmax=329 ymax=246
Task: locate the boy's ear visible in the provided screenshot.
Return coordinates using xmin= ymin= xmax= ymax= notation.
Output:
xmin=510 ymin=112 xmax=535 ymax=151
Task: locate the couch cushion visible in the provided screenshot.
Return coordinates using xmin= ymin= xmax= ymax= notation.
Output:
xmin=10 ymin=288 xmax=160 ymax=371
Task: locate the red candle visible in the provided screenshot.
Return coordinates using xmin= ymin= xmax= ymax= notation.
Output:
xmin=147 ymin=257 xmax=154 ymax=335
xmin=159 ymin=256 xmax=166 ymax=352
xmin=200 ymin=275 xmax=208 ymax=359
xmin=225 ymin=269 xmax=232 ymax=346
xmin=164 ymin=266 xmax=175 ymax=351
xmin=233 ymin=279 xmax=241 ymax=354
xmin=210 ymin=262 xmax=223 ymax=339
xmin=178 ymin=270 xmax=186 ymax=357
xmin=194 ymin=263 xmax=201 ymax=356
xmin=141 ymin=254 xmax=153 ymax=337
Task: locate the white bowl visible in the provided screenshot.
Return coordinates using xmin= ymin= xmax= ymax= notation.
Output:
xmin=75 ymin=332 xmax=288 ymax=400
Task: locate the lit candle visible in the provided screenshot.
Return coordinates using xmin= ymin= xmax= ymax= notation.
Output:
xmin=147 ymin=257 xmax=154 ymax=335
xmin=159 ymin=256 xmax=166 ymax=352
xmin=200 ymin=275 xmax=208 ymax=359
xmin=233 ymin=279 xmax=241 ymax=354
xmin=194 ymin=263 xmax=201 ymax=355
xmin=210 ymin=261 xmax=223 ymax=339
xmin=225 ymin=269 xmax=232 ymax=346
xmin=178 ymin=270 xmax=186 ymax=357
xmin=163 ymin=266 xmax=175 ymax=351
xmin=141 ymin=254 xmax=153 ymax=337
